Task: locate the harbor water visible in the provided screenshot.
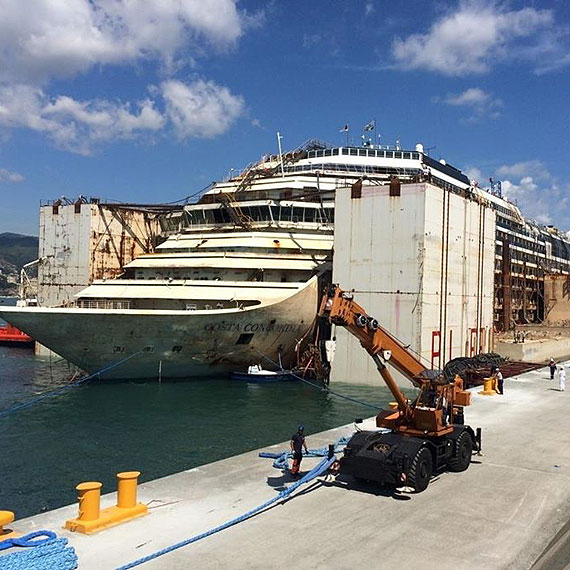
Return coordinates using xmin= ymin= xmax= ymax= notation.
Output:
xmin=0 ymin=298 xmax=403 ymax=519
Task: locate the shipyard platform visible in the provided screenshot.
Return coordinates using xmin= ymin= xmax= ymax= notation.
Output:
xmin=4 ymin=364 xmax=570 ymax=569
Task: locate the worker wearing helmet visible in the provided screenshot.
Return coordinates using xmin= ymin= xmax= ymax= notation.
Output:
xmin=290 ymin=425 xmax=308 ymax=476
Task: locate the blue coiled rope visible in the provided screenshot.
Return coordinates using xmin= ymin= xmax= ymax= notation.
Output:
xmin=0 ymin=532 xmax=77 ymax=570
xmin=0 ymin=530 xmax=56 ymax=551
xmin=116 ymin=455 xmax=337 ymax=570
xmin=0 ymin=350 xmax=143 ymax=420
xmin=259 ymin=435 xmax=351 ymax=470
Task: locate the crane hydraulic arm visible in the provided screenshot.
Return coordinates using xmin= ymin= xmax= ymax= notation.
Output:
xmin=318 ymin=284 xmax=480 ymax=492
xmin=318 ymin=284 xmax=472 ymax=437
xmin=319 ymin=284 xmax=442 ymax=417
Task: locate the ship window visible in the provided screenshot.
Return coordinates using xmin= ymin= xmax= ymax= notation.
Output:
xmin=386 ymin=151 xmax=394 ymax=158
xmin=350 ymin=149 xmax=358 ymax=156
xmin=394 ymin=151 xmax=402 ymax=158
xmin=292 ymin=207 xmax=304 ymax=222
xmin=172 ymin=346 xmax=182 ymax=353
xmin=236 ymin=333 xmax=254 ymax=345
xmin=280 ymin=205 xmax=292 ymax=221
xmin=324 ymin=149 xmax=332 ymax=157
xmin=113 ymin=346 xmax=125 ymax=353
xmin=342 ymin=149 xmax=349 ymax=155
xmin=305 ymin=209 xmax=316 ymax=222
xmin=143 ymin=346 xmax=155 ymax=353
xmin=332 ymin=149 xmax=339 ymax=155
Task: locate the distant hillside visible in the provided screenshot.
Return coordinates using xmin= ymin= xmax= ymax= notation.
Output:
xmin=0 ymin=232 xmax=38 ymax=295
xmin=0 ymin=233 xmax=38 ymax=268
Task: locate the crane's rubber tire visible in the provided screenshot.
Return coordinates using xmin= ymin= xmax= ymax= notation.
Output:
xmin=409 ymin=447 xmax=432 ymax=493
xmin=448 ymin=430 xmax=472 ymax=472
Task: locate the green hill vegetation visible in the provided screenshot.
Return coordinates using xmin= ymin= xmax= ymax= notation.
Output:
xmin=0 ymin=233 xmax=38 ymax=295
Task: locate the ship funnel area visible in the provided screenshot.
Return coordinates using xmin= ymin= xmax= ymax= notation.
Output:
xmin=415 ymin=143 xmax=424 ymax=154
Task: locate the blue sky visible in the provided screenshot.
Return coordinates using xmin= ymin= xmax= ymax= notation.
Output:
xmin=1 ymin=0 xmax=570 ymax=235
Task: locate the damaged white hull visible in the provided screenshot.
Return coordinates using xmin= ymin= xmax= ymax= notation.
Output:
xmin=0 ymin=278 xmax=318 ymax=380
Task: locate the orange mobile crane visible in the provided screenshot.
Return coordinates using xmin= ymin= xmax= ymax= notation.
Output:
xmin=319 ymin=285 xmax=481 ymax=492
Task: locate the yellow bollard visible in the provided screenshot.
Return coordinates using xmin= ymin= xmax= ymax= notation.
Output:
xmin=0 ymin=510 xmax=17 ymax=541
xmin=478 ymin=377 xmax=497 ymax=396
xmin=77 ymin=482 xmax=102 ymax=521
xmin=65 ymin=472 xmax=147 ymax=534
xmin=117 ymin=471 xmax=140 ymax=509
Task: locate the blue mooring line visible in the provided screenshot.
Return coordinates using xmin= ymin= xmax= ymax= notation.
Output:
xmin=0 ymin=350 xmax=143 ymax=420
xmin=116 ymin=455 xmax=336 ymax=569
xmin=0 ymin=532 xmax=78 ymax=570
xmin=253 ymin=348 xmax=381 ymax=411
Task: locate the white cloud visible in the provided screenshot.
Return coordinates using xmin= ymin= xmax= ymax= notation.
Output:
xmin=497 ymin=162 xmax=567 ymax=226
xmin=0 ymin=1 xmax=253 ymax=153
xmin=464 ymin=166 xmax=483 ymax=184
xmin=391 ymin=1 xmax=560 ymax=76
xmin=302 ymin=34 xmax=322 ymax=49
xmin=0 ymin=78 xmax=244 ymax=154
xmin=0 ymin=168 xmax=24 ymax=183
xmin=438 ymin=87 xmax=502 ymax=122
xmin=444 ymin=87 xmax=489 ymax=106
xmin=496 ymin=160 xmax=550 ymax=181
xmin=0 ymin=0 xmax=245 ymax=85
xmin=162 ymin=78 xmax=244 ymax=139
xmin=365 ymin=2 xmax=374 ymax=17
xmin=0 ymin=84 xmax=165 ymax=155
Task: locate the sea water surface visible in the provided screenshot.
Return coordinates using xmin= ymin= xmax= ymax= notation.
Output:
xmin=0 ymin=297 xmax=404 ymax=519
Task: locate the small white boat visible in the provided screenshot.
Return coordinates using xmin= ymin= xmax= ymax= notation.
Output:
xmin=230 ymin=364 xmax=296 ymax=382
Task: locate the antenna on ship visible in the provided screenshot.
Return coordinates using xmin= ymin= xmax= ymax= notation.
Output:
xmin=276 ymin=132 xmax=285 ymax=178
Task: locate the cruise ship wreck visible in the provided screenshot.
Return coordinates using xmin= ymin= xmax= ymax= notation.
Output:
xmin=2 ymin=138 xmax=570 ymax=379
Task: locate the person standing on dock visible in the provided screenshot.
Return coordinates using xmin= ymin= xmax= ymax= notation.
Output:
xmin=559 ymin=365 xmax=566 ymax=392
xmin=549 ymin=358 xmax=557 ymax=380
xmin=290 ymin=426 xmax=308 ymax=476
xmin=494 ymin=367 xmax=504 ymax=395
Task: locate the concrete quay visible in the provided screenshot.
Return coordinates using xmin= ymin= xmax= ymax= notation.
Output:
xmin=5 ymin=363 xmax=570 ymax=569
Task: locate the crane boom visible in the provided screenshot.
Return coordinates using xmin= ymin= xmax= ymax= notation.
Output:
xmin=318 ymin=284 xmax=480 ymax=492
xmin=319 ymin=284 xmax=442 ymax=419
